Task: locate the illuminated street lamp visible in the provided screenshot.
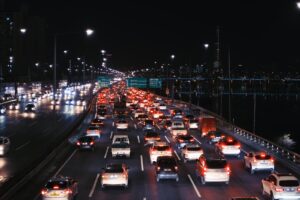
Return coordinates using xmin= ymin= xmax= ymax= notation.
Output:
xmin=170 ymin=54 xmax=175 ymax=60
xmin=86 ymin=29 xmax=94 ymax=36
xmin=20 ymin=28 xmax=27 ymax=34
xmin=63 ymin=50 xmax=68 ymax=54
xmin=297 ymin=2 xmax=300 ymax=9
xmin=101 ymin=49 xmax=106 ymax=55
xmin=204 ymin=43 xmax=209 ymax=49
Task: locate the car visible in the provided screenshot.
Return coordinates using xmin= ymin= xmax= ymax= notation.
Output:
xmin=158 ymin=104 xmax=167 ymax=110
xmin=143 ymin=119 xmax=154 ymax=126
xmin=0 ymin=137 xmax=10 ymax=155
xmin=41 ymin=176 xmax=78 ymax=200
xmin=149 ymin=142 xmax=172 ymax=164
xmin=51 ymin=99 xmax=60 ymax=105
xmin=215 ymin=137 xmax=241 ymax=158
xmin=97 ymin=109 xmax=107 ymax=119
xmin=115 ymin=120 xmax=129 ymax=130
xmin=196 ymin=155 xmax=230 ymax=185
xmin=0 ymin=105 xmax=6 ymax=114
xmin=155 ymin=156 xmax=179 ymax=182
xmin=163 ymin=120 xmax=172 ymax=130
xmin=262 ymin=173 xmax=300 ymax=200
xmin=65 ymin=99 xmax=75 ymax=105
xmin=244 ymin=152 xmax=275 ymax=174
xmin=86 ymin=125 xmax=101 ymax=139
xmin=171 ymin=120 xmax=185 ymax=129
xmin=170 ymin=127 xmax=188 ymax=138
xmin=143 ymin=124 xmax=155 ymax=132
xmin=136 ymin=114 xmax=148 ymax=121
xmin=101 ymin=163 xmax=129 ymax=188
xmin=181 ymin=144 xmax=203 ymax=162
xmin=25 ymin=103 xmax=36 ymax=112
xmin=112 ymin=135 xmax=130 ymax=144
xmin=133 ymin=110 xmax=145 ymax=118
xmin=76 ymin=99 xmax=86 ymax=106
xmin=231 ymin=198 xmax=259 ymax=200
xmin=90 ymin=118 xmax=104 ymax=126
xmin=111 ymin=142 xmax=131 ymax=158
xmin=144 ymin=131 xmax=160 ymax=145
xmin=8 ymin=103 xmax=20 ymax=110
xmin=76 ymin=136 xmax=95 ymax=151
xmin=187 ymin=119 xmax=199 ymax=129
xmin=207 ymin=131 xmax=226 ymax=144
xmin=152 ymin=111 xmax=163 ymax=119
xmin=175 ymin=134 xmax=195 ymax=149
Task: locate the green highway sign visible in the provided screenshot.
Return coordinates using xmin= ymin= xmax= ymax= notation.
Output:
xmin=98 ymin=76 xmax=111 ymax=87
xmin=149 ymin=78 xmax=162 ymax=88
xmin=126 ymin=78 xmax=147 ymax=88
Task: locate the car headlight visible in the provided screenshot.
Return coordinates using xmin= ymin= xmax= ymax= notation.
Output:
xmin=15 ymin=105 xmax=19 ymax=109
xmin=82 ymin=101 xmax=86 ymax=106
xmin=9 ymin=105 xmax=13 ymax=109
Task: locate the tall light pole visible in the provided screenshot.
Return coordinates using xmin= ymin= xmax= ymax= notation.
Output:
xmin=297 ymin=2 xmax=300 ymax=9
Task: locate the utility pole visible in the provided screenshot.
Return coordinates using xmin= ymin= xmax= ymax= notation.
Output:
xmin=53 ymin=35 xmax=57 ymax=100
xmin=228 ymin=48 xmax=232 ymax=123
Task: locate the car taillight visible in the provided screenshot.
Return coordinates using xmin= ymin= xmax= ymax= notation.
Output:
xmin=202 ymin=167 xmax=207 ymax=175
xmin=157 ymin=166 xmax=161 ymax=171
xmin=210 ymin=135 xmax=215 ymax=139
xmin=226 ymin=166 xmax=230 ymax=174
xmin=297 ymin=187 xmax=300 ymax=192
xmin=270 ymin=158 xmax=274 ymax=162
xmin=76 ymin=142 xmax=81 ymax=146
xmin=174 ymin=166 xmax=178 ymax=171
xmin=65 ymin=189 xmax=72 ymax=194
xmin=235 ymin=144 xmax=240 ymax=148
xmin=122 ymin=174 xmax=126 ymax=178
xmin=190 ymin=138 xmax=195 ymax=142
xmin=275 ymin=187 xmax=284 ymax=192
xmin=90 ymin=141 xmax=94 ymax=145
xmin=179 ymin=139 xmax=184 ymax=143
xmin=41 ymin=189 xmax=48 ymax=195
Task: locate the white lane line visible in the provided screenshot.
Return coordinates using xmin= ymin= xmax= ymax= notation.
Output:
xmin=194 ymin=137 xmax=202 ymax=145
xmin=156 ymin=124 xmax=161 ymax=130
xmin=104 ymin=146 xmax=109 ymax=159
xmin=143 ymin=198 xmax=146 ymax=200
xmin=140 ymin=155 xmax=144 ymax=171
xmin=88 ymin=173 xmax=100 ymax=198
xmin=164 ymin=136 xmax=171 ymax=144
xmin=241 ymin=148 xmax=247 ymax=154
xmin=112 ymin=122 xmax=114 ymax=126
xmin=54 ymin=149 xmax=78 ymax=176
xmin=187 ymin=174 xmax=201 ymax=198
xmin=130 ymin=116 xmax=133 ymax=121
xmin=110 ymin=131 xmax=113 ymax=139
xmin=137 ymin=136 xmax=140 ymax=144
xmin=174 ymin=150 xmax=181 ymax=161
xmin=29 ymin=121 xmax=38 ymax=127
xmin=15 ymin=141 xmax=30 ymax=151
xmin=134 ymin=124 xmax=137 ymax=129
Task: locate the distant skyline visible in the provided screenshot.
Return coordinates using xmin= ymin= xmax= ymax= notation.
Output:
xmin=2 ymin=0 xmax=300 ymax=72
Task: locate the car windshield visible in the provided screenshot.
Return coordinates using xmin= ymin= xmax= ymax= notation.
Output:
xmin=105 ymin=165 xmax=124 ymax=173
xmin=146 ymin=132 xmax=159 ymax=137
xmin=112 ymin=143 xmax=129 ymax=148
xmin=206 ymin=160 xmax=227 ymax=168
xmin=279 ymin=180 xmax=299 ymax=187
xmin=45 ymin=181 xmax=68 ymax=189
xmin=158 ymin=158 xmax=176 ymax=165
xmin=88 ymin=126 xmax=99 ymax=130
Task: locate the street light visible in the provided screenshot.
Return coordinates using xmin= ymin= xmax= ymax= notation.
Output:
xmin=171 ymin=54 xmax=175 ymax=60
xmin=297 ymin=2 xmax=300 ymax=9
xmin=63 ymin=50 xmax=68 ymax=54
xmin=204 ymin=43 xmax=209 ymax=49
xmin=20 ymin=28 xmax=27 ymax=34
xmin=101 ymin=49 xmax=106 ymax=55
xmin=86 ymin=29 xmax=94 ymax=36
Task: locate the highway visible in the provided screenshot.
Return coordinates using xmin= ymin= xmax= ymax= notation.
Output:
xmin=9 ymin=90 xmax=295 ymax=200
xmin=0 ymin=89 xmax=91 ymax=192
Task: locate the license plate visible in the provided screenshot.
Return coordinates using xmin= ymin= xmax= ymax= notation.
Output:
xmin=164 ymin=168 xmax=171 ymax=171
xmin=50 ymin=192 xmax=59 ymax=196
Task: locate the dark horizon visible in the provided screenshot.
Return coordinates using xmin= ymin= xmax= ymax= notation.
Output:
xmin=2 ymin=0 xmax=300 ymax=72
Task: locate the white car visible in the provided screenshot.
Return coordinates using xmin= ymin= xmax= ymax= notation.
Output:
xmin=216 ymin=137 xmax=241 ymax=158
xmin=171 ymin=120 xmax=185 ymax=129
xmin=134 ymin=110 xmax=144 ymax=118
xmin=196 ymin=155 xmax=230 ymax=185
xmin=101 ymin=163 xmax=129 ymax=188
xmin=149 ymin=142 xmax=172 ymax=164
xmin=244 ymin=152 xmax=275 ymax=174
xmin=86 ymin=126 xmax=101 ymax=139
xmin=188 ymin=119 xmax=199 ymax=129
xmin=41 ymin=176 xmax=78 ymax=200
xmin=112 ymin=135 xmax=130 ymax=144
xmin=0 ymin=137 xmax=10 ymax=156
xmin=181 ymin=144 xmax=203 ymax=162
xmin=158 ymin=104 xmax=167 ymax=110
xmin=111 ymin=142 xmax=131 ymax=158
xmin=262 ymin=173 xmax=300 ymax=200
xmin=115 ymin=120 xmax=129 ymax=130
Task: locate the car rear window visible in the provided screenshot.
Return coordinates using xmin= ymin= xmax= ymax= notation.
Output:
xmin=88 ymin=126 xmax=99 ymax=130
xmin=174 ymin=123 xmax=183 ymax=126
xmin=206 ymin=160 xmax=227 ymax=168
xmin=79 ymin=137 xmax=93 ymax=142
xmin=279 ymin=180 xmax=299 ymax=187
xmin=158 ymin=158 xmax=176 ymax=165
xmin=190 ymin=120 xmax=198 ymax=123
xmin=146 ymin=132 xmax=159 ymax=137
xmin=112 ymin=143 xmax=129 ymax=148
xmin=255 ymin=155 xmax=271 ymax=160
xmin=115 ymin=137 xmax=128 ymax=142
xmin=187 ymin=147 xmax=201 ymax=151
xmin=45 ymin=181 xmax=68 ymax=189
xmin=105 ymin=166 xmax=124 ymax=173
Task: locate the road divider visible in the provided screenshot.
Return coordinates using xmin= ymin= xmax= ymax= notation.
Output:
xmin=164 ymin=136 xmax=170 ymax=144
xmin=193 ymin=137 xmax=201 ymax=145
xmin=174 ymin=150 xmax=181 ymax=161
xmin=104 ymin=147 xmax=109 ymax=159
xmin=140 ymin=155 xmax=144 ymax=171
xmin=15 ymin=141 xmax=30 ymax=151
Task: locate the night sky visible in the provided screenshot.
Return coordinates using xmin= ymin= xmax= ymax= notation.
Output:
xmin=3 ymin=0 xmax=300 ymax=71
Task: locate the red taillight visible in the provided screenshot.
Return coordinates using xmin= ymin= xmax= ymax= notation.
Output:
xmin=190 ymin=138 xmax=195 ymax=142
xmin=235 ymin=144 xmax=240 ymax=148
xmin=41 ymin=189 xmax=48 ymax=195
xmin=90 ymin=141 xmax=94 ymax=145
xmin=202 ymin=167 xmax=207 ymax=175
xmin=76 ymin=142 xmax=81 ymax=146
xmin=157 ymin=166 xmax=161 ymax=171
xmin=53 ymin=185 xmax=60 ymax=190
xmin=275 ymin=187 xmax=284 ymax=192
xmin=179 ymin=139 xmax=184 ymax=143
xmin=65 ymin=189 xmax=72 ymax=194
xmin=210 ymin=135 xmax=215 ymax=139
xmin=174 ymin=166 xmax=178 ymax=171
xmin=297 ymin=187 xmax=300 ymax=192
xmin=270 ymin=158 xmax=274 ymax=162
xmin=226 ymin=166 xmax=230 ymax=174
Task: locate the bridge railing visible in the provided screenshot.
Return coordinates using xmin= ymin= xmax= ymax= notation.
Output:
xmin=170 ymin=98 xmax=300 ymax=174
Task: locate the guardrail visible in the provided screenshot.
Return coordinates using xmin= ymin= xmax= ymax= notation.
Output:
xmin=170 ymin=98 xmax=300 ymax=175
xmin=0 ymin=99 xmax=17 ymax=106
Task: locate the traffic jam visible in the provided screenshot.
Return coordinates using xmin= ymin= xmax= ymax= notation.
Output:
xmin=39 ymin=82 xmax=300 ymax=200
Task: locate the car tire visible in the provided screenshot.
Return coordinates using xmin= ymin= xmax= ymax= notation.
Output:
xmin=201 ymin=176 xmax=206 ymax=185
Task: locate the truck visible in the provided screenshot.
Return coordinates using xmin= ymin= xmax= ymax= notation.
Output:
xmin=199 ymin=116 xmax=217 ymax=137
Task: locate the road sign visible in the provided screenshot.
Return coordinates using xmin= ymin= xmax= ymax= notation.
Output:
xmin=126 ymin=78 xmax=147 ymax=88
xmin=98 ymin=76 xmax=111 ymax=87
xmin=149 ymin=78 xmax=162 ymax=88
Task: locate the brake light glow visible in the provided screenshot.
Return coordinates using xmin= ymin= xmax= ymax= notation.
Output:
xmin=157 ymin=166 xmax=161 ymax=170
xmin=76 ymin=142 xmax=80 ymax=146
xmin=53 ymin=185 xmax=60 ymax=189
xmin=65 ymin=189 xmax=72 ymax=194
xmin=275 ymin=187 xmax=284 ymax=192
xmin=90 ymin=141 xmax=94 ymax=145
xmin=174 ymin=166 xmax=178 ymax=171
xmin=41 ymin=189 xmax=48 ymax=195
xmin=235 ymin=144 xmax=240 ymax=148
xmin=297 ymin=187 xmax=300 ymax=192
xmin=179 ymin=139 xmax=184 ymax=143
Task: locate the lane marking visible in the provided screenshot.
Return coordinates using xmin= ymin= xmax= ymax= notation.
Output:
xmin=140 ymin=155 xmax=144 ymax=171
xmin=156 ymin=124 xmax=161 ymax=130
xmin=130 ymin=116 xmax=133 ymax=121
xmin=104 ymin=146 xmax=109 ymax=159
xmin=137 ymin=136 xmax=140 ymax=144
xmin=188 ymin=174 xmax=201 ymax=198
xmin=241 ymin=148 xmax=247 ymax=154
xmin=29 ymin=121 xmax=38 ymax=127
xmin=194 ymin=137 xmax=202 ymax=145
xmin=88 ymin=173 xmax=100 ymax=198
xmin=54 ymin=149 xmax=78 ymax=176
xmin=112 ymin=122 xmax=114 ymax=126
xmin=143 ymin=198 xmax=147 ymax=200
xmin=174 ymin=150 xmax=181 ymax=161
xmin=15 ymin=141 xmax=30 ymax=151
xmin=110 ymin=131 xmax=113 ymax=139
xmin=134 ymin=124 xmax=137 ymax=129
xmin=164 ymin=136 xmax=170 ymax=144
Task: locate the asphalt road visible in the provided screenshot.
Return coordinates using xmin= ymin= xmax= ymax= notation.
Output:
xmin=13 ymin=98 xmax=293 ymax=200
xmin=0 ymin=94 xmax=90 ymax=187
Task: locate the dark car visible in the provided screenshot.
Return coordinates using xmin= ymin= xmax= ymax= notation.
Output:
xmin=207 ymin=131 xmax=226 ymax=144
xmin=25 ymin=103 xmax=36 ymax=112
xmin=155 ymin=156 xmax=179 ymax=182
xmin=76 ymin=136 xmax=95 ymax=151
xmin=175 ymin=134 xmax=195 ymax=149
